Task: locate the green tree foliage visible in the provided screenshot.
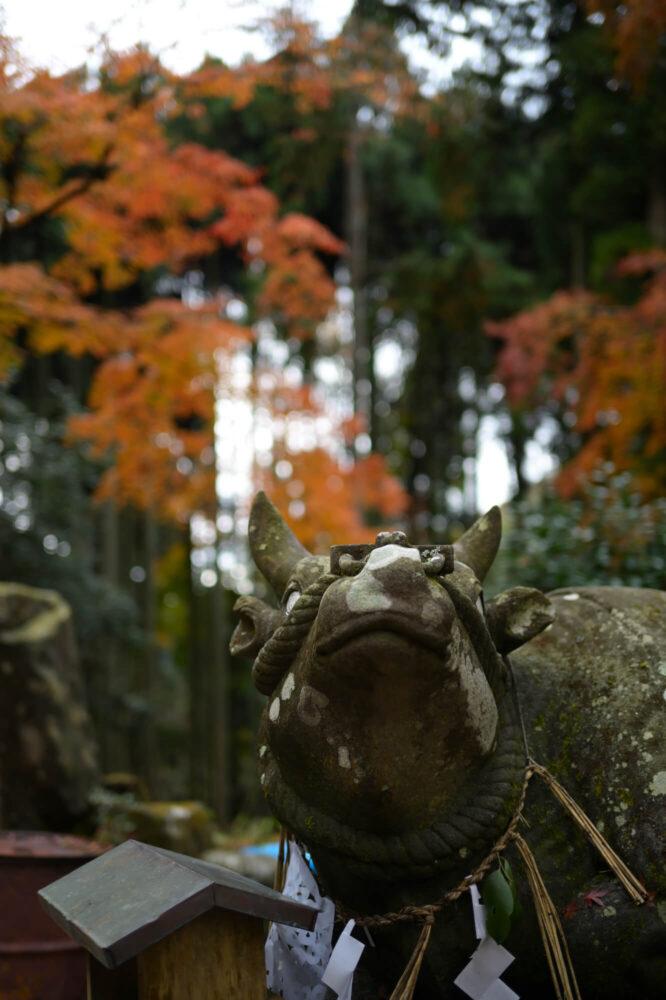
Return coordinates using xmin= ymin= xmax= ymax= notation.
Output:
xmin=488 ymin=471 xmax=666 ymax=595
xmin=0 ymin=386 xmax=140 ymax=648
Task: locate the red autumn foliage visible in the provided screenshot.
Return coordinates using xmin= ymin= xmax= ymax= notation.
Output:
xmin=0 ymin=38 xmax=362 ymax=523
xmin=186 ymin=10 xmax=420 ymax=119
xmin=580 ymin=887 xmax=610 ymax=908
xmin=584 ymin=0 xmax=666 ymax=91
xmin=486 ymin=252 xmax=666 ymax=500
xmin=251 ymin=383 xmax=409 ymax=551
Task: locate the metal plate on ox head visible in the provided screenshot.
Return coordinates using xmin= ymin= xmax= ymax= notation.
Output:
xmin=329 ymin=545 xmax=373 ymax=573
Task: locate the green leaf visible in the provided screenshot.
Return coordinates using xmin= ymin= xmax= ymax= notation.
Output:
xmin=485 ymin=908 xmax=511 ymax=944
xmin=482 ymin=869 xmax=514 ymax=918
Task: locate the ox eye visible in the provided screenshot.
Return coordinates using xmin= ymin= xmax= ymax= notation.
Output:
xmin=284 ymin=589 xmax=301 ymax=615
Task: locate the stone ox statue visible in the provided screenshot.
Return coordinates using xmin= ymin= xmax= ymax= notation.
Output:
xmin=231 ymin=492 xmax=665 ymax=998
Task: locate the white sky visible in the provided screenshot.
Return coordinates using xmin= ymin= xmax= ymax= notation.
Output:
xmin=2 ymin=0 xmax=475 ymax=87
xmin=3 ymin=0 xmax=346 ymax=72
xmin=4 ymin=1 xmax=394 ymax=74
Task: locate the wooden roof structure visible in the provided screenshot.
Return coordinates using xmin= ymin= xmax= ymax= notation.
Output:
xmin=38 ymin=839 xmax=318 ymax=969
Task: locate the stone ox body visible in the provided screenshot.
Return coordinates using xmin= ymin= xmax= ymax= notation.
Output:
xmin=231 ymin=492 xmax=666 ymax=998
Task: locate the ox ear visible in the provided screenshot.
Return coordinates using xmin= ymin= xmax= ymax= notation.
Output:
xmin=453 ymin=506 xmax=502 ymax=582
xmin=248 ymin=491 xmax=310 ymax=598
xmin=484 ymin=586 xmax=554 ymax=654
xmin=230 ymin=596 xmax=281 ymax=658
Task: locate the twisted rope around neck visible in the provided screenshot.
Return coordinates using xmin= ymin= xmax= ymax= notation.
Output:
xmin=252 ymin=573 xmax=339 ymax=695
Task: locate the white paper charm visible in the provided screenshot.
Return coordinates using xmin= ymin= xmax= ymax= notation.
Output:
xmin=453 ymin=892 xmax=519 ymax=1000
xmin=454 ymin=936 xmax=515 ymax=998
xmin=476 ymin=979 xmax=520 ymax=1000
xmin=321 ymin=919 xmax=365 ymax=999
xmin=265 ymin=843 xmax=336 ymax=1000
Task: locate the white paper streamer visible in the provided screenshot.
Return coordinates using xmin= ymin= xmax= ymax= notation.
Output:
xmin=265 ymin=843 xmax=335 ymax=1000
xmin=469 ymin=884 xmax=487 ymax=940
xmin=321 ymin=919 xmax=365 ymax=998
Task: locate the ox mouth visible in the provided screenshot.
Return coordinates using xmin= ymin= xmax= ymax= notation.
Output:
xmin=315 ymin=613 xmax=448 ymax=657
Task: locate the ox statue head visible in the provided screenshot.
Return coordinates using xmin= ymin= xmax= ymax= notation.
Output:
xmin=231 ymin=492 xmax=553 ymax=883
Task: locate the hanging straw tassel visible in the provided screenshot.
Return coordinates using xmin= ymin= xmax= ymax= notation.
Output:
xmin=274 ymin=825 xmax=289 ymax=893
xmin=387 ymin=918 xmax=434 ymax=1000
xmin=513 ymin=834 xmax=581 ymax=1000
xmin=531 ymin=763 xmax=648 ymax=905
xmin=266 ymin=827 xmax=290 ymax=938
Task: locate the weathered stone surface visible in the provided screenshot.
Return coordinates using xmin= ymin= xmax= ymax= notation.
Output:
xmin=232 ymin=493 xmax=666 ymax=998
xmin=513 ymin=586 xmax=666 ymax=888
xmin=0 ymin=582 xmax=100 ymax=830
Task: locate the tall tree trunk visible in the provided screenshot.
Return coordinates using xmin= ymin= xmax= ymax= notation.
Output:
xmin=142 ymin=504 xmax=159 ymax=795
xmin=207 ymin=569 xmax=230 ymax=825
xmin=99 ymin=500 xmax=121 ymax=774
xmin=647 ymin=170 xmax=666 ymax=246
xmin=570 ymin=220 xmax=586 ymax=287
xmin=187 ymin=531 xmax=208 ymax=802
xmin=507 ymin=415 xmax=530 ymax=500
xmin=346 ymin=119 xmax=371 ymax=445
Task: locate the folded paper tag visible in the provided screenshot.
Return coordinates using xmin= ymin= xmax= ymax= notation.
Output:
xmin=321 ymin=919 xmax=365 ymax=998
xmin=454 ymin=936 xmax=516 ymax=1000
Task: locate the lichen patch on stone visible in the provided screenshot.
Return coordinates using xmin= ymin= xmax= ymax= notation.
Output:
xmin=421 ymin=599 xmax=442 ymax=628
xmin=649 ymin=770 xmax=666 ymax=796
xmin=297 ymin=685 xmax=329 ymax=726
xmin=282 ymin=672 xmax=295 ymax=700
xmin=365 ymin=544 xmax=420 ymax=570
xmin=453 ymin=625 xmax=498 ymax=754
xmin=346 ymin=572 xmax=392 ymax=613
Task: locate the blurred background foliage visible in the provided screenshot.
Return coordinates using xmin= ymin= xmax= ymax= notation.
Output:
xmin=0 ymin=0 xmax=664 ymax=827
xmin=487 ymin=472 xmax=666 ymax=596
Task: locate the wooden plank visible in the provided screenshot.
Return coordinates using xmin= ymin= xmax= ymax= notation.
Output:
xmin=137 ymin=908 xmax=266 ymax=1000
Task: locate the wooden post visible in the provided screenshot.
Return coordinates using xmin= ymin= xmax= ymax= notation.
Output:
xmin=137 ymin=909 xmax=265 ymax=1000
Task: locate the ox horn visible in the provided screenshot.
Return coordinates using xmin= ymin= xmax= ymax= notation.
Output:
xmin=248 ymin=491 xmax=310 ymax=598
xmin=453 ymin=505 xmax=502 ymax=582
